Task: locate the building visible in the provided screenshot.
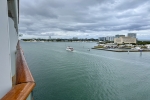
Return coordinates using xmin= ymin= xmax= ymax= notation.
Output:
xmin=128 ymin=33 xmax=136 ymax=38
xmin=104 ymin=43 xmax=117 ymax=48
xmin=114 ymin=37 xmax=137 ymax=44
xmin=49 ymin=36 xmax=51 ymax=39
xmin=73 ymin=37 xmax=78 ymax=40
xmin=106 ymin=36 xmax=115 ymax=41
xmin=99 ymin=37 xmax=106 ymax=41
xmin=0 ymin=0 xmax=35 ymax=99
xmin=146 ymin=44 xmax=150 ymax=49
xmin=115 ymin=35 xmax=125 ymax=38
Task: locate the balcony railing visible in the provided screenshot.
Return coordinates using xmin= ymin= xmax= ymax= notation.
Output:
xmin=1 ymin=41 xmax=35 ymax=100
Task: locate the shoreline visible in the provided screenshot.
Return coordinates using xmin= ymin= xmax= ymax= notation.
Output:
xmin=92 ymin=48 xmax=150 ymax=52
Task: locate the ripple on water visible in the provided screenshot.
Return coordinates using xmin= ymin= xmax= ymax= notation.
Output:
xmin=21 ymin=42 xmax=150 ymax=100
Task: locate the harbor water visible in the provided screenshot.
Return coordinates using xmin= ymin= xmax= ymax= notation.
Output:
xmin=21 ymin=42 xmax=150 ymax=100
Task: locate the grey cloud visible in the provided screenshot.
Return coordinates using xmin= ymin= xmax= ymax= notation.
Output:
xmin=115 ymin=0 xmax=150 ymax=11
xmin=19 ymin=0 xmax=150 ymax=38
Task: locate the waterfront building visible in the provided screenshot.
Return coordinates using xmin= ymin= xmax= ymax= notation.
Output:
xmin=106 ymin=36 xmax=115 ymax=41
xmin=73 ymin=37 xmax=78 ymax=40
xmin=115 ymin=35 xmax=125 ymax=38
xmin=128 ymin=33 xmax=136 ymax=38
xmin=49 ymin=36 xmax=51 ymax=39
xmin=114 ymin=37 xmax=136 ymax=44
xmin=104 ymin=43 xmax=117 ymax=48
xmin=146 ymin=44 xmax=150 ymax=49
xmin=99 ymin=37 xmax=106 ymax=41
xmin=125 ymin=44 xmax=133 ymax=47
xmin=0 ymin=0 xmax=35 ymax=99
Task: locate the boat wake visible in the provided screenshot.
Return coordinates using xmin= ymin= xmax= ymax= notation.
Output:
xmin=74 ymin=51 xmax=149 ymax=66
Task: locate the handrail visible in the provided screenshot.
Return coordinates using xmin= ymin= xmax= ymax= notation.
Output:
xmin=1 ymin=41 xmax=35 ymax=100
xmin=16 ymin=42 xmax=35 ymax=84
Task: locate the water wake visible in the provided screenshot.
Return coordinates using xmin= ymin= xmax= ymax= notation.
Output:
xmin=75 ymin=50 xmax=149 ymax=66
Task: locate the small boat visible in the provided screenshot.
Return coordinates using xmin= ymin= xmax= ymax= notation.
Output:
xmin=87 ymin=49 xmax=90 ymax=51
xmin=66 ymin=46 xmax=74 ymax=51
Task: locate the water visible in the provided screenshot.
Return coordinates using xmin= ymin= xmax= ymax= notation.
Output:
xmin=21 ymin=42 xmax=150 ymax=100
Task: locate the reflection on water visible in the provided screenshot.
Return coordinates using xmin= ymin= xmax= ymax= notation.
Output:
xmin=21 ymin=42 xmax=150 ymax=100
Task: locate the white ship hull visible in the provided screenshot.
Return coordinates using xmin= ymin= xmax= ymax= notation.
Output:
xmin=66 ymin=46 xmax=74 ymax=51
xmin=66 ymin=48 xmax=73 ymax=51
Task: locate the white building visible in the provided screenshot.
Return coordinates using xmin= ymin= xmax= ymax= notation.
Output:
xmin=146 ymin=44 xmax=150 ymax=49
xmin=106 ymin=36 xmax=115 ymax=41
xmin=49 ymin=36 xmax=51 ymax=39
xmin=104 ymin=43 xmax=117 ymax=48
xmin=114 ymin=37 xmax=136 ymax=44
xmin=73 ymin=37 xmax=78 ymax=40
xmin=99 ymin=37 xmax=106 ymax=41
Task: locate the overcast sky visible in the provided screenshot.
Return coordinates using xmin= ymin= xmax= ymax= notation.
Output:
xmin=19 ymin=0 xmax=150 ymax=39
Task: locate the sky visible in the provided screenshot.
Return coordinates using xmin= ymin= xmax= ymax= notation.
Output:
xmin=19 ymin=0 xmax=150 ymax=40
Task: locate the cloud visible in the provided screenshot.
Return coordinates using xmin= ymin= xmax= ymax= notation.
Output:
xmin=19 ymin=0 xmax=150 ymax=39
